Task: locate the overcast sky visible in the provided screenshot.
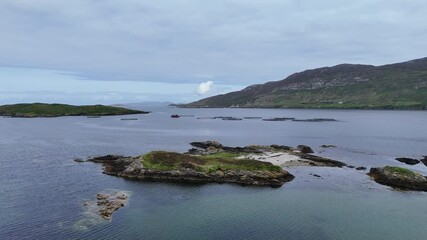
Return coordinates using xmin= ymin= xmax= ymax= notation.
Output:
xmin=1 ymin=0 xmax=426 ymax=104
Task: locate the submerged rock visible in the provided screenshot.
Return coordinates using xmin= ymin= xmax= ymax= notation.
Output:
xmin=320 ymin=145 xmax=337 ymax=148
xmin=262 ymin=117 xmax=295 ymax=121
xmin=77 ymin=190 xmax=131 ymax=228
xmin=368 ymin=166 xmax=427 ymax=191
xmin=95 ymin=191 xmax=129 ymax=220
xmin=292 ymin=118 xmax=337 ymax=122
xmin=395 ymin=157 xmax=420 ymax=165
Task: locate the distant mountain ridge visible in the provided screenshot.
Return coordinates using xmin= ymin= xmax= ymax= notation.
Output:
xmin=182 ymin=57 xmax=427 ymax=109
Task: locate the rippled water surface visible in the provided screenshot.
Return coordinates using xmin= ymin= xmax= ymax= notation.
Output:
xmin=1 ymin=107 xmax=427 ymax=239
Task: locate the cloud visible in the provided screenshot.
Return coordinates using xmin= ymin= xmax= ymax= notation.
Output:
xmin=0 ymin=1 xmax=426 ymax=105
xmin=197 ymin=81 xmax=214 ymax=95
xmin=0 ymin=67 xmax=244 ymax=104
xmin=0 ymin=0 xmax=426 ymax=87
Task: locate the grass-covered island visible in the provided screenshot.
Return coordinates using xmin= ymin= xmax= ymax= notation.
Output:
xmin=85 ymin=141 xmax=351 ymax=187
xmin=88 ymin=151 xmax=294 ymax=187
xmin=0 ymin=103 xmax=148 ymax=117
xmin=368 ymin=166 xmax=427 ymax=191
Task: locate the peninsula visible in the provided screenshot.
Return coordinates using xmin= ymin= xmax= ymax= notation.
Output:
xmin=0 ymin=103 xmax=148 ymax=118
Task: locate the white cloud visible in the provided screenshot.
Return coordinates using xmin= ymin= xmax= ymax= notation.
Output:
xmin=197 ymin=81 xmax=214 ymax=95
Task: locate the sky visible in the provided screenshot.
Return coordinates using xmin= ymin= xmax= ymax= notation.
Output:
xmin=1 ymin=0 xmax=426 ymax=104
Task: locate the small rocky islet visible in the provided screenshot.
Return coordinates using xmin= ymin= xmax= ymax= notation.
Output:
xmin=368 ymin=166 xmax=427 ymax=191
xmin=85 ymin=141 xmax=351 ymax=188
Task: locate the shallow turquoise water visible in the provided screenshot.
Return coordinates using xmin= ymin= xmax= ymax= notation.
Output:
xmin=1 ymin=107 xmax=427 ymax=239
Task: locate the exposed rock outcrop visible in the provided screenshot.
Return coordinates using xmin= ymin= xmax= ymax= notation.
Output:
xmin=421 ymin=156 xmax=427 ymax=167
xmin=320 ymin=145 xmax=337 ymax=148
xmin=90 ymin=155 xmax=294 ymax=187
xmin=81 ymin=191 xmax=130 ymax=221
xmin=96 ymin=192 xmax=129 ymax=220
xmin=297 ymin=145 xmax=314 ymax=154
xmin=368 ymin=166 xmax=427 ymax=191
xmin=395 ymin=157 xmax=420 ymax=165
xmin=189 ymin=141 xmax=345 ymax=168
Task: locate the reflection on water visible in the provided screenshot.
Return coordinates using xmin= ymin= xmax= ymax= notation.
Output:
xmin=1 ymin=107 xmax=427 ymax=239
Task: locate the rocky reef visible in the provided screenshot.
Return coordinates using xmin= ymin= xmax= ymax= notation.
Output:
xmin=79 ymin=190 xmax=130 ymax=224
xmin=368 ymin=166 xmax=427 ymax=191
xmin=395 ymin=157 xmax=420 ymax=165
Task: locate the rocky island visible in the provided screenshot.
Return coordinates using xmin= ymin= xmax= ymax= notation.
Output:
xmin=368 ymin=166 xmax=427 ymax=191
xmin=85 ymin=141 xmax=349 ymax=187
xmin=0 ymin=103 xmax=148 ymax=118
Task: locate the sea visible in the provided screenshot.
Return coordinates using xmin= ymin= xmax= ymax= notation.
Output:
xmin=1 ymin=106 xmax=427 ymax=240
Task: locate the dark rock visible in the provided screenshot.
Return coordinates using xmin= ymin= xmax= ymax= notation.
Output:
xmin=221 ymin=117 xmax=243 ymax=121
xmin=120 ymin=118 xmax=138 ymax=120
xmin=311 ymin=174 xmax=321 ymax=178
xmin=270 ymin=145 xmax=293 ymax=151
xmin=262 ymin=117 xmax=295 ymax=121
xmin=74 ymin=158 xmax=85 ymax=163
xmin=320 ymin=145 xmax=337 ymax=148
xmin=96 ymin=194 xmax=109 ymax=200
xmin=190 ymin=141 xmax=223 ymax=149
xmin=368 ymin=166 xmax=427 ymax=191
xmin=87 ymin=155 xmax=124 ymax=163
xmin=297 ymin=145 xmax=314 ymax=154
xmin=420 ymin=156 xmax=427 ymax=167
xmin=243 ymin=117 xmax=262 ymax=119
xmin=395 ymin=157 xmax=420 ymax=165
xmin=347 ymin=165 xmax=356 ymax=169
xmin=296 ymin=153 xmax=346 ymax=167
xmin=355 ymin=166 xmax=367 ymax=171
xmin=186 ymin=148 xmax=205 ymax=155
xmin=292 ymin=118 xmax=337 ymax=122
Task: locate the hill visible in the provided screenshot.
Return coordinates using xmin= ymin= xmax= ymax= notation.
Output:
xmin=0 ymin=103 xmax=149 ymax=117
xmin=183 ymin=57 xmax=427 ymax=109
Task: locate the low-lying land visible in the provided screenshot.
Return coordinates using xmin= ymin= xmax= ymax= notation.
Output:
xmin=0 ymin=103 xmax=148 ymax=117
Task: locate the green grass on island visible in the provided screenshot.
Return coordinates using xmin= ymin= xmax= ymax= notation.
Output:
xmin=0 ymin=103 xmax=149 ymax=117
xmin=140 ymin=151 xmax=282 ymax=173
xmin=383 ymin=166 xmax=418 ymax=177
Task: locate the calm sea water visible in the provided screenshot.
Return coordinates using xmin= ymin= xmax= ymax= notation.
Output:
xmin=1 ymin=106 xmax=427 ymax=240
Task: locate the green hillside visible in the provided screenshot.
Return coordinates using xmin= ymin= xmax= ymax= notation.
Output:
xmin=183 ymin=57 xmax=427 ymax=110
xmin=0 ymin=103 xmax=148 ymax=117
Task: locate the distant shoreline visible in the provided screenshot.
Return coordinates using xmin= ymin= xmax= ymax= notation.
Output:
xmin=173 ymin=105 xmax=427 ymax=111
xmin=0 ymin=103 xmax=149 ymax=118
